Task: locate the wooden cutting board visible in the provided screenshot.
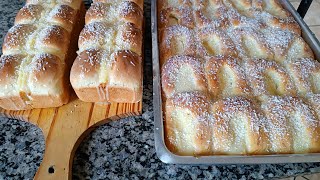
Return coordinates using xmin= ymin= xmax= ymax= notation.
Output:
xmin=0 ymin=92 xmax=142 ymax=179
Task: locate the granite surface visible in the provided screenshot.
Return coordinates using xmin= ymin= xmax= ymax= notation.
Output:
xmin=1 ymin=0 xmax=320 ymax=179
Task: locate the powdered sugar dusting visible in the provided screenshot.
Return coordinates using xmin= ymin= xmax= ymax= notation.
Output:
xmin=30 ymin=53 xmax=54 ymax=72
xmin=286 ymin=58 xmax=320 ymax=94
xmin=244 ymin=58 xmax=295 ymax=97
xmin=261 ymin=96 xmax=320 ymax=152
xmin=119 ymin=1 xmax=142 ymax=17
xmin=162 ymin=55 xmax=206 ymax=97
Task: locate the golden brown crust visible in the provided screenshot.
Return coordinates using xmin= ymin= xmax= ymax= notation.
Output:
xmin=49 ymin=4 xmax=78 ymax=32
xmin=26 ymin=54 xmax=69 ymax=109
xmin=0 ymin=53 xmax=69 ymax=110
xmin=35 ymin=25 xmax=71 ymax=59
xmin=28 ymin=54 xmax=64 ymax=84
xmin=73 ymin=86 xmax=105 ymax=103
xmin=86 ymin=1 xmax=143 ymax=29
xmin=26 ymin=0 xmax=83 ymax=10
xmin=15 ymin=4 xmax=43 ymax=25
xmin=107 ymin=50 xmax=142 ymax=102
xmin=116 ymin=23 xmax=143 ymax=55
xmin=70 ymin=49 xmax=102 ymax=102
xmin=107 ymin=86 xmax=142 ymax=103
xmin=93 ymin=0 xmax=144 ymax=10
xmin=0 ymin=55 xmax=23 ymax=85
xmin=70 ymin=49 xmax=102 ymax=86
xmin=78 ymin=22 xmax=142 ymax=55
xmin=78 ymin=22 xmax=109 ymax=51
xmin=2 ymin=24 xmax=37 ymax=55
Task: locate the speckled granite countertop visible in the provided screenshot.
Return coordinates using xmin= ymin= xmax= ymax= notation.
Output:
xmin=1 ymin=0 xmax=320 ymax=179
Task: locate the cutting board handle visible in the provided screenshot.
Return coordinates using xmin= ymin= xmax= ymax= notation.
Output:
xmin=34 ymin=119 xmax=108 ymax=180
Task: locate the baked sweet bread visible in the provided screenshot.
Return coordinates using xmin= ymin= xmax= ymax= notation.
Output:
xmin=159 ymin=0 xmax=320 ymax=155
xmin=285 ymin=58 xmax=320 ymax=95
xmin=161 ymin=55 xmax=207 ymax=98
xmin=197 ymin=27 xmax=238 ymax=57
xmin=204 ymin=55 xmax=250 ymax=99
xmin=165 ymin=92 xmax=212 ymax=155
xmin=94 ymin=0 xmax=144 ymax=10
xmin=70 ymin=0 xmax=143 ymax=103
xmin=243 ymin=58 xmax=296 ymax=100
xmin=0 ymin=0 xmax=85 ymax=110
xmin=261 ymin=96 xmax=320 ymax=153
xmin=159 ymin=25 xmax=197 ymax=65
xmin=211 ymin=96 xmax=270 ymax=155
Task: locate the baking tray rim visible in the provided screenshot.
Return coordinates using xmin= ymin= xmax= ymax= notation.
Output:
xmin=151 ymin=0 xmax=320 ymax=164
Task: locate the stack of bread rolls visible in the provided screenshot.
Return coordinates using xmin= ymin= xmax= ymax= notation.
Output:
xmin=0 ymin=0 xmax=85 ymax=110
xmin=159 ymin=0 xmax=320 ymax=155
xmin=70 ymin=0 xmax=144 ymax=103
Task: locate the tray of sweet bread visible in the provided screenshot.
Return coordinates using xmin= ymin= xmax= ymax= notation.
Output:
xmin=152 ymin=0 xmax=320 ymax=164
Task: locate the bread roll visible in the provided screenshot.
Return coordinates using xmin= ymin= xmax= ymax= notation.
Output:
xmin=211 ymin=97 xmax=270 ymax=155
xmin=285 ymin=58 xmax=320 ymax=95
xmin=160 ymin=25 xmax=197 ymax=65
xmin=261 ymin=96 xmax=320 ymax=153
xmin=94 ymin=0 xmax=144 ymax=10
xmin=204 ymin=55 xmax=250 ymax=99
xmin=158 ymin=7 xmax=195 ymax=30
xmin=262 ymin=28 xmax=314 ymax=63
xmin=161 ymin=55 xmax=207 ymax=98
xmin=228 ymin=27 xmax=274 ymax=60
xmin=197 ymin=27 xmax=238 ymax=57
xmin=243 ymin=58 xmax=296 ymax=100
xmin=165 ymin=92 xmax=212 ymax=155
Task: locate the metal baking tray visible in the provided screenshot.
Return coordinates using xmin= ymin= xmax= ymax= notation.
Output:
xmin=152 ymin=0 xmax=320 ymax=164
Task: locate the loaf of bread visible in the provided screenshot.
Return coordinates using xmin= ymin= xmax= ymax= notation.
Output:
xmin=0 ymin=0 xmax=85 ymax=110
xmin=159 ymin=0 xmax=320 ymax=155
xmin=70 ymin=0 xmax=143 ymax=103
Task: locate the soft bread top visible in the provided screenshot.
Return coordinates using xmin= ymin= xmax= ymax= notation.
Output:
xmin=70 ymin=0 xmax=143 ymax=103
xmin=159 ymin=0 xmax=320 ymax=155
xmin=0 ymin=0 xmax=83 ymax=110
